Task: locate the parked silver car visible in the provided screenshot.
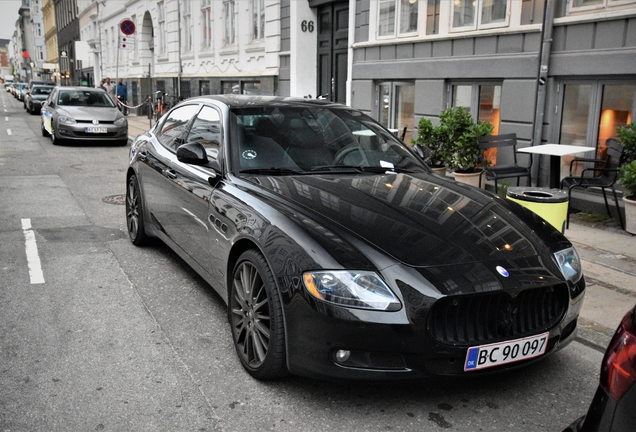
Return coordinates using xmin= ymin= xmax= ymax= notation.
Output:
xmin=41 ymin=86 xmax=128 ymax=145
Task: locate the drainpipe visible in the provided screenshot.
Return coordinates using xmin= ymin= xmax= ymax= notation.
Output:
xmin=531 ymin=0 xmax=557 ymax=185
xmin=177 ymin=0 xmax=182 ymax=99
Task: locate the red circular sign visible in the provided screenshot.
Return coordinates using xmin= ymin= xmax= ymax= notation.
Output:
xmin=120 ymin=19 xmax=136 ymax=36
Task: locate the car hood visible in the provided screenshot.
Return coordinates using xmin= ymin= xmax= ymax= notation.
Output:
xmin=245 ymin=173 xmax=570 ymax=269
xmin=31 ymin=95 xmax=49 ymax=101
xmin=57 ymin=106 xmax=120 ymax=121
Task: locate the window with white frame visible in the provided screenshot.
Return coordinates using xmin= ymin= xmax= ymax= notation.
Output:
xmin=36 ymin=46 xmax=43 ymax=60
xmin=452 ymin=0 xmax=509 ymax=31
xmin=202 ymin=0 xmax=212 ymax=48
xmin=224 ymin=0 xmax=236 ymax=45
xmin=569 ymin=0 xmax=636 ymax=13
xmin=251 ymin=0 xmax=265 ymax=40
xmin=183 ymin=1 xmax=192 ymax=52
xmin=158 ymin=1 xmax=166 ymax=55
xmin=378 ymin=0 xmax=419 ymax=37
xmin=36 ymin=23 xmax=42 ymax=37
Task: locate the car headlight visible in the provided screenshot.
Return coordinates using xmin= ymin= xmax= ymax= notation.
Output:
xmin=58 ymin=116 xmax=76 ymax=124
xmin=114 ymin=117 xmax=127 ymax=126
xmin=553 ymin=247 xmax=583 ymax=284
xmin=303 ymin=270 xmax=401 ymax=311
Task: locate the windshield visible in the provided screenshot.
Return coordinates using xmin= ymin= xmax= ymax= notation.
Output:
xmin=230 ymin=105 xmax=428 ymax=175
xmin=32 ymin=86 xmax=53 ymax=95
xmin=58 ymin=90 xmax=115 ymax=107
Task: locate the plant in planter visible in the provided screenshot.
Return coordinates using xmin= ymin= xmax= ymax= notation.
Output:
xmin=436 ymin=107 xmax=493 ymax=186
xmin=411 ymin=116 xmax=447 ymax=174
xmin=619 ymin=160 xmax=636 ymax=234
xmin=617 ymin=121 xmax=636 ymax=164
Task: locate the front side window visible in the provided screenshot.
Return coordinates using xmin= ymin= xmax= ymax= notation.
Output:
xmin=224 ymin=0 xmax=236 ymax=45
xmin=186 ymin=106 xmax=222 ymax=160
xmin=452 ymin=0 xmax=509 ymax=31
xmin=158 ymin=105 xmax=200 ymax=150
xmin=378 ymin=0 xmax=418 ymax=37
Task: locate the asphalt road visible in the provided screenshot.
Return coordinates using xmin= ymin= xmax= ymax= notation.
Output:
xmin=0 ymin=89 xmax=603 ymax=431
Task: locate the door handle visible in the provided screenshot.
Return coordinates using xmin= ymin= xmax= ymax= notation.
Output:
xmin=165 ymin=169 xmax=177 ymax=180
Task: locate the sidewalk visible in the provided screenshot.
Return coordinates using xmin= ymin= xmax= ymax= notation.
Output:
xmin=124 ymin=113 xmax=636 ymax=353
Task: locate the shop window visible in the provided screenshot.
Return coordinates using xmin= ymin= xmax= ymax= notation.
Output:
xmin=559 ymin=81 xmax=635 ymax=160
xmin=378 ymin=82 xmax=415 ymax=143
xmin=569 ymin=0 xmax=636 ymax=13
xmin=451 ymin=83 xmax=501 ymax=134
xmin=452 ymin=0 xmax=510 ymax=31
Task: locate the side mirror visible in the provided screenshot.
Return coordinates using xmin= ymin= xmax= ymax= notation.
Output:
xmin=413 ymin=144 xmax=431 ymax=160
xmin=177 ymin=142 xmax=209 ymax=165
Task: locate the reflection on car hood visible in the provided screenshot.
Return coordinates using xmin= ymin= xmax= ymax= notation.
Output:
xmin=248 ymin=173 xmax=569 ymax=268
xmin=57 ymin=106 xmax=120 ymax=121
xmin=31 ymin=95 xmax=49 ymax=101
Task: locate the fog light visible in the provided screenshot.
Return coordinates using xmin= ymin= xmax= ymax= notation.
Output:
xmin=335 ymin=350 xmax=351 ymax=363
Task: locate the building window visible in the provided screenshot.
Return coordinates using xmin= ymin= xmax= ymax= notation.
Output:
xmin=569 ymin=0 xmax=636 ymax=13
xmin=378 ymin=0 xmax=418 ymax=37
xmin=158 ymin=1 xmax=166 ymax=55
xmin=224 ymin=0 xmax=236 ymax=45
xmin=183 ymin=1 xmax=192 ymax=52
xmin=36 ymin=46 xmax=43 ymax=60
xmin=451 ymin=82 xmax=502 ymax=134
xmin=559 ymin=81 xmax=635 ymax=159
xmin=36 ymin=23 xmax=42 ymax=37
xmin=378 ymin=82 xmax=415 ymax=143
xmin=202 ymin=0 xmax=212 ymax=49
xmin=222 ymin=80 xmax=261 ymax=95
xmin=452 ymin=0 xmax=509 ymax=31
xmin=252 ymin=0 xmax=265 ymax=40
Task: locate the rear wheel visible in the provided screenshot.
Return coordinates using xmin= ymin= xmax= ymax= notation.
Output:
xmin=229 ymin=250 xmax=287 ymax=379
xmin=126 ymin=174 xmax=149 ymax=246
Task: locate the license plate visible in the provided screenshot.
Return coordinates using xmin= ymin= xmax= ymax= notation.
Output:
xmin=85 ymin=127 xmax=107 ymax=133
xmin=464 ymin=332 xmax=549 ymax=371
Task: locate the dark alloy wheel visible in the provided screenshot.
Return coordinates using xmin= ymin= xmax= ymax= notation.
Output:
xmin=126 ymin=174 xmax=148 ymax=246
xmin=229 ymin=250 xmax=287 ymax=379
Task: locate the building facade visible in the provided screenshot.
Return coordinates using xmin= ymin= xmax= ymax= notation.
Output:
xmin=348 ymin=0 xmax=636 ymax=185
xmin=42 ymin=0 xmax=59 ymax=81
xmin=54 ymin=0 xmax=80 ymax=85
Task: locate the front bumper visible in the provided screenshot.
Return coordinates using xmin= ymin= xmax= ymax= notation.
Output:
xmin=283 ymin=280 xmax=585 ymax=381
xmin=56 ymin=122 xmax=128 ymax=141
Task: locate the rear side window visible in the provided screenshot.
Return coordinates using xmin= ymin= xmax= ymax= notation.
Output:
xmin=157 ymin=104 xmax=200 ymax=150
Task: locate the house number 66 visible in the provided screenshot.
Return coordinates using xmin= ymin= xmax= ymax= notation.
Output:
xmin=301 ymin=20 xmax=314 ymax=32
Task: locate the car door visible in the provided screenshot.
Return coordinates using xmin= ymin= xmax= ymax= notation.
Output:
xmin=136 ymin=104 xmax=201 ymax=241
xmin=164 ymin=105 xmax=225 ymax=276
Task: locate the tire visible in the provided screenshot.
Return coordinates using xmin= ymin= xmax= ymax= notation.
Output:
xmin=51 ymin=125 xmax=63 ymax=145
xmin=41 ymin=122 xmax=49 ymax=137
xmin=229 ymin=250 xmax=287 ymax=379
xmin=125 ymin=174 xmax=149 ymax=246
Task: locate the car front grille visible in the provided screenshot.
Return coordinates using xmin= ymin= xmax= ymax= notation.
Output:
xmin=428 ymin=285 xmax=569 ymax=346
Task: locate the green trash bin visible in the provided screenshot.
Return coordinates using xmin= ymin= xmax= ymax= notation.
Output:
xmin=506 ymin=187 xmax=569 ymax=233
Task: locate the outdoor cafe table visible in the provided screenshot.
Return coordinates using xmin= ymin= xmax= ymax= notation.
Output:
xmin=517 ymin=144 xmax=596 ymax=188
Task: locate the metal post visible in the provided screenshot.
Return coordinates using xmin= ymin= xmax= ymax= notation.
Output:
xmin=531 ymin=0 xmax=557 ymax=185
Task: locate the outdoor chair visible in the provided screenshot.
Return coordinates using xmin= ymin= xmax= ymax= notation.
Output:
xmin=561 ymin=138 xmax=625 ymax=230
xmin=478 ymin=133 xmax=532 ymax=192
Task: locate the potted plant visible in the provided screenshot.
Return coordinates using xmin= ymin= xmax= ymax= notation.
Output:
xmin=411 ymin=116 xmax=448 ymax=176
xmin=617 ymin=121 xmax=636 ymax=164
xmin=437 ymin=107 xmax=493 ymax=187
xmin=619 ymin=160 xmax=636 ymax=234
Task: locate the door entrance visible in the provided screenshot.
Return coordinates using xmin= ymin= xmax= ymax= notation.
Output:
xmin=317 ymin=2 xmax=348 ymax=103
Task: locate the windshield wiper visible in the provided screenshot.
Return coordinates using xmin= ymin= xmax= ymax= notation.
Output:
xmin=239 ymin=167 xmax=305 ymax=175
xmin=310 ymin=165 xmax=420 ymax=174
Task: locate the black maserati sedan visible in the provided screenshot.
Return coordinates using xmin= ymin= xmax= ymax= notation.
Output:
xmin=126 ymin=95 xmax=585 ymax=381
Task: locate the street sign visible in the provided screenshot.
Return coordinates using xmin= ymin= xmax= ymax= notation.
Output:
xmin=119 ymin=35 xmax=135 ymax=50
xmin=120 ymin=19 xmax=136 ymax=36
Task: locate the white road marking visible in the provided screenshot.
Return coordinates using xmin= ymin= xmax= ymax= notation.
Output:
xmin=21 ymin=219 xmax=45 ymax=284
xmin=5 ymin=116 xmax=8 ymax=121
xmin=7 ymin=129 xmax=12 ymax=135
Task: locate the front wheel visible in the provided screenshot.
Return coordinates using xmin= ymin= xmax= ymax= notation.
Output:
xmin=229 ymin=250 xmax=287 ymax=379
xmin=125 ymin=174 xmax=149 ymax=246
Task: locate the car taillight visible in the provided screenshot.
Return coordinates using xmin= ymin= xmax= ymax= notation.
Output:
xmin=600 ymin=309 xmax=636 ymax=401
